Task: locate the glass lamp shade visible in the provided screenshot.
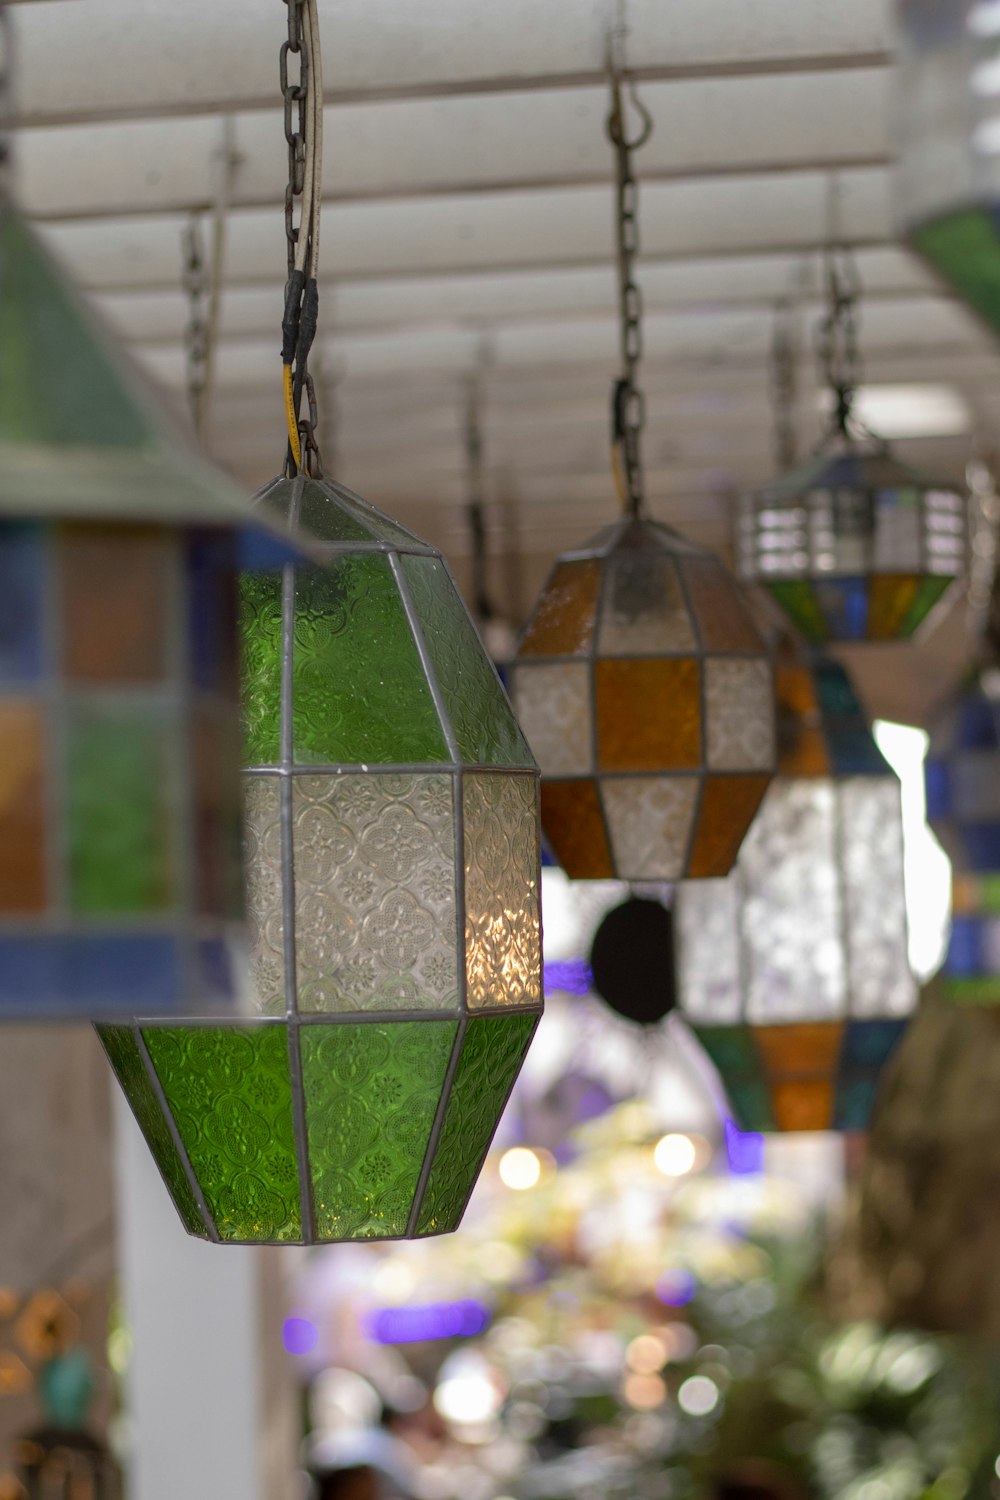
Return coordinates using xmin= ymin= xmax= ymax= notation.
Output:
xmin=897 ymin=0 xmax=1000 ymax=335
xmin=0 ymin=204 xmax=301 ymax=1019
xmin=100 ymin=474 xmax=543 ymax=1244
xmin=675 ymin=653 xmax=916 ymax=1131
xmin=737 ymin=438 xmax=966 ymax=643
xmin=508 ymin=518 xmax=776 ymax=881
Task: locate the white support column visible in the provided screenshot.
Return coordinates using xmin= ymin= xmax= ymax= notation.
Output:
xmin=112 ymin=1089 xmax=300 ymax=1500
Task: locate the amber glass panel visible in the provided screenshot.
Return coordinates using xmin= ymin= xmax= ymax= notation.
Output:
xmin=0 ymin=702 xmax=45 ymax=911
xmin=687 ymin=774 xmax=770 ymax=877
xmin=776 ymin=663 xmax=819 ymax=720
xmin=769 ymin=1078 xmax=835 ymax=1132
xmin=595 ymin=658 xmax=701 ymax=771
xmin=60 ymin=524 xmax=171 ymax=683
xmin=753 ymin=1021 xmax=843 ymax=1078
xmin=681 ymin=557 xmax=763 ymax=651
xmin=867 ymin=574 xmax=919 ymax=641
xmin=519 ymin=560 xmax=601 ymax=658
xmin=779 ymin=727 xmax=831 ymax=778
xmin=540 ymin=780 xmax=613 ymax=879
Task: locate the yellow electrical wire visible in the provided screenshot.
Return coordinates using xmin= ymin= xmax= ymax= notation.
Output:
xmin=283 ymin=363 xmax=302 ymax=471
xmin=611 ymin=442 xmax=629 ymax=511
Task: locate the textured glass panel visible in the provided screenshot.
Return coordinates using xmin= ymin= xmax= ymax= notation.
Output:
xmin=98 ymin=1025 xmax=205 ymax=1235
xmin=682 ymin=558 xmax=764 ymax=651
xmin=603 ymin=776 xmax=698 ymax=882
xmin=687 ymin=774 xmax=771 ymax=879
xmin=519 ymin=560 xmax=601 ymax=658
xmin=301 ymin=1020 xmax=456 ymax=1240
xmin=740 ymin=780 xmax=844 ymax=1023
xmin=68 ymin=707 xmax=174 ymax=914
xmin=676 ymin=879 xmax=742 ymax=1023
xmin=292 ymin=554 xmax=448 ymax=765
xmin=705 ymin=659 xmax=774 ymax=772
xmin=243 ymin=776 xmax=286 ymax=1016
xmin=840 ymin=778 xmax=915 ymax=1018
xmin=193 ymin=707 xmax=243 ymax=920
xmin=868 ymin=574 xmax=919 ymax=641
xmin=510 ymin=663 xmax=592 ymax=776
xmin=417 ymin=1013 xmax=537 ymax=1236
xmin=401 ymin=554 xmax=534 ymax=768
xmin=0 ymin=523 xmax=45 ymax=682
xmin=595 ymin=659 xmax=701 ymax=771
xmin=293 ymin=773 xmax=458 ymax=1014
xmin=463 ymin=773 xmax=541 ymax=1011
xmin=296 ymin=480 xmax=378 ymax=543
xmin=0 ymin=701 xmax=45 ymax=912
xmin=240 ymin=570 xmax=283 ymax=766
xmin=770 ymin=1078 xmax=834 ymax=1132
xmin=60 ymin=524 xmax=171 ymax=683
xmin=598 ymin=555 xmax=695 ymax=655
xmin=187 ymin=529 xmax=240 ymax=697
xmin=540 ymin=780 xmax=613 ymax=880
xmin=765 ymin=580 xmax=828 ymax=643
xmin=144 ymin=1025 xmax=301 ymax=1242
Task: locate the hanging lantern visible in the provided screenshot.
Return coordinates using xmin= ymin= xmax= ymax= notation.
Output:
xmin=100 ymin=473 xmax=543 ymax=1244
xmin=736 ymin=247 xmax=966 ymax=643
xmin=0 ymin=199 xmax=300 ymax=1020
xmin=675 ymin=648 xmax=916 ymax=1131
xmin=509 ymin=69 xmax=776 ymax=882
xmin=896 ymin=0 xmax=1000 ymax=336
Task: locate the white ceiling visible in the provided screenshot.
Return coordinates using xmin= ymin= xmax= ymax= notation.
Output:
xmin=3 ymin=0 xmax=994 ymax=718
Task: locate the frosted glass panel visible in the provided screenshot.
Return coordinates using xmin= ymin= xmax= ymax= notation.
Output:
xmin=704 ymin=658 xmax=775 ymax=771
xmin=602 ymin=776 xmax=698 ymax=881
xmin=463 ymin=773 xmax=541 ymax=1011
xmin=674 ymin=877 xmax=741 ymax=1023
xmin=840 ymin=777 xmax=915 ymax=1018
xmin=510 ymin=663 xmax=592 ymax=775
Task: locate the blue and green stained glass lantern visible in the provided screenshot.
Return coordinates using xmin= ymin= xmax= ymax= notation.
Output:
xmin=736 ymin=440 xmax=966 ymax=643
xmin=101 ymin=474 xmax=543 ymax=1244
xmin=0 ymin=202 xmax=299 ymax=1019
xmin=676 ymin=649 xmax=915 ymax=1131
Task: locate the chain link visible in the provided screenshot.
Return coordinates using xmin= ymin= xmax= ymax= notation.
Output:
xmin=607 ymin=72 xmax=652 ymax=517
xmin=182 ymin=215 xmax=210 ymax=432
xmin=281 ymin=0 xmax=308 ymax=278
xmin=771 ymin=298 xmax=799 ymax=471
xmin=816 ymin=244 xmax=862 ymax=436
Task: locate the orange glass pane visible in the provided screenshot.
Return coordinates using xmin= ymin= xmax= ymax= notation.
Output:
xmin=540 ymin=780 xmax=613 ymax=879
xmin=753 ymin=1021 xmax=844 ymax=1078
xmin=779 ymin=726 xmax=831 ymax=777
xmin=868 ymin=574 xmax=919 ymax=641
xmin=687 ymin=773 xmax=770 ymax=877
xmin=776 ymin=662 xmax=819 ymax=720
xmin=595 ymin=658 xmax=701 ymax=771
xmin=519 ymin=560 xmax=601 ymax=658
xmin=770 ymin=1078 xmax=835 ymax=1132
xmin=61 ymin=524 xmax=171 ymax=683
xmin=0 ymin=701 xmax=46 ymax=911
xmin=681 ymin=557 xmax=764 ymax=651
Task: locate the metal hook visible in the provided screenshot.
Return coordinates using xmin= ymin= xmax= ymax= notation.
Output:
xmin=606 ymin=64 xmax=652 ymax=150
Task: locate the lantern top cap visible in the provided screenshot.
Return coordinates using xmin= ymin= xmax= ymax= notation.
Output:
xmin=0 ymin=203 xmax=309 ymax=567
xmin=752 ymin=430 xmax=959 ymax=504
xmin=254 ymin=471 xmax=441 ymax=556
xmin=553 ymin=514 xmax=721 ymax=565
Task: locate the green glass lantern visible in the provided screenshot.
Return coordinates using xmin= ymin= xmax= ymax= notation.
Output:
xmin=0 ymin=201 xmax=299 ymax=1020
xmin=100 ymin=474 xmax=543 ymax=1244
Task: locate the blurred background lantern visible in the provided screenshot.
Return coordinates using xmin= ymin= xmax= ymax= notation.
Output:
xmin=509 ymin=68 xmax=776 ymax=883
xmin=101 ymin=473 xmax=543 ymax=1245
xmin=737 ymin=240 xmax=966 ymax=643
xmin=0 ymin=199 xmax=300 ymax=1020
xmin=675 ymin=647 xmax=916 ymax=1131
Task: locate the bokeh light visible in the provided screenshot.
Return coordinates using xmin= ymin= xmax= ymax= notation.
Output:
xmin=499 ymin=1148 xmax=543 ymax=1191
xmin=678 ymin=1375 xmax=720 ymax=1416
xmin=654 ymin=1133 xmax=697 ymax=1177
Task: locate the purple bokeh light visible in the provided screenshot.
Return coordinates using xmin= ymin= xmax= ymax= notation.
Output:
xmin=724 ymin=1117 xmax=764 ymax=1175
xmin=656 ymin=1268 xmax=697 ymax=1307
xmin=282 ymin=1316 xmax=319 ymax=1356
xmin=543 ymin=959 xmax=592 ymax=996
xmin=364 ymin=1299 xmax=492 ymax=1345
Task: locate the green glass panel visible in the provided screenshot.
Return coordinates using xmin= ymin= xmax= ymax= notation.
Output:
xmin=292 ymin=554 xmax=448 ymax=765
xmin=726 ymin=1078 xmax=775 ymax=1133
xmin=942 ymin=976 xmax=1000 ymax=1005
xmin=301 ymin=1019 xmax=457 ymax=1241
xmin=692 ymin=1024 xmax=757 ymax=1076
xmin=900 ymin=574 xmax=954 ymax=638
xmin=328 ymin=488 xmax=431 ymax=549
xmin=143 ymin=1025 xmax=302 ymax=1242
xmin=296 ymin=481 xmax=378 ymax=544
xmin=416 ymin=1013 xmax=536 ymax=1237
xmin=400 ymin=555 xmax=534 ymax=767
xmin=911 ymin=207 xmax=1000 ymax=336
xmin=765 ymin=580 xmax=827 ymax=643
xmin=98 ymin=1025 xmax=206 ymax=1236
xmin=68 ymin=708 xmax=174 ymax=914
xmin=240 ymin=571 xmax=283 ymax=765
xmin=978 ymin=874 xmax=1000 ymax=913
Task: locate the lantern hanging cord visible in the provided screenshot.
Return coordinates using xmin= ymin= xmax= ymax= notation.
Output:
xmin=607 ymin=59 xmax=652 ymax=519
xmin=280 ymin=0 xmax=325 ymax=476
xmin=816 ymin=240 xmax=863 ymax=439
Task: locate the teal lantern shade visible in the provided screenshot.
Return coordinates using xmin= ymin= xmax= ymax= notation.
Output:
xmin=101 ymin=474 xmax=543 ymax=1243
xmin=0 ymin=202 xmax=300 ymax=1019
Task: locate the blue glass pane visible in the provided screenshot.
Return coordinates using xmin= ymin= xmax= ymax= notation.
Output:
xmin=943 ymin=915 xmax=983 ymax=976
xmin=815 ymin=660 xmax=863 ymax=719
xmin=957 ymin=696 xmax=1000 ymax=750
xmin=827 ymin=727 xmax=889 ymax=777
xmin=834 ymin=1074 xmax=880 ymax=1131
xmin=924 ymin=758 xmax=951 ymax=821
xmin=187 ymin=529 xmax=239 ymax=695
xmin=237 ymin=529 xmax=302 ymax=573
xmin=814 ymin=578 xmax=868 ymax=640
xmin=962 ymin=824 xmax=1000 ymax=871
xmin=0 ymin=523 xmax=45 ymax=682
xmin=0 ymin=933 xmax=180 ymax=1016
xmin=195 ymin=938 xmax=240 ymax=1011
xmin=840 ymin=1019 xmax=907 ymax=1069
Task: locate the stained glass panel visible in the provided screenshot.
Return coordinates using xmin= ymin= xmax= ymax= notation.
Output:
xmin=243 ymin=776 xmax=286 ymax=1016
xmin=687 ymin=775 xmax=771 ymax=879
xmin=595 ymin=658 xmax=701 ymax=771
xmin=0 ymin=523 xmax=45 ymax=682
xmin=463 ymin=773 xmax=541 ymax=1011
xmin=60 ymin=524 xmax=171 ymax=684
xmin=0 ymin=701 xmax=46 ymax=912
xmin=704 ymin=658 xmax=775 ymax=771
xmin=840 ymin=778 xmax=915 ymax=1018
xmin=602 ymin=776 xmax=698 ymax=882
xmin=240 ymin=571 xmax=284 ymax=766
xmin=510 ymin=663 xmax=592 ymax=776
xmin=518 ymin=559 xmax=601 ymax=658
xmin=682 ymin=557 xmax=764 ymax=651
xmin=597 ymin=554 xmax=695 ymax=655
xmin=539 ymin=780 xmax=613 ymax=879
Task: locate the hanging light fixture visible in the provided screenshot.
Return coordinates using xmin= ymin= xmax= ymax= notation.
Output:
xmin=509 ymin=57 xmax=776 ymax=882
xmin=896 ymin=0 xmax=1000 ymax=336
xmin=736 ymin=235 xmax=966 ymax=643
xmin=101 ymin=0 xmax=542 ymax=1244
xmin=0 ymin=11 xmax=300 ymax=1021
xmin=675 ymin=642 xmax=916 ymax=1132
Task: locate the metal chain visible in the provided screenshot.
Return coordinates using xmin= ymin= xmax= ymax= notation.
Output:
xmin=182 ymin=215 xmax=210 ymax=433
xmin=771 ymin=298 xmax=799 ymax=471
xmin=281 ymin=0 xmax=308 ymax=278
xmin=816 ymin=243 xmax=862 ymax=436
xmin=465 ymin=376 xmax=494 ymax=624
xmin=607 ymin=69 xmax=652 ymax=518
